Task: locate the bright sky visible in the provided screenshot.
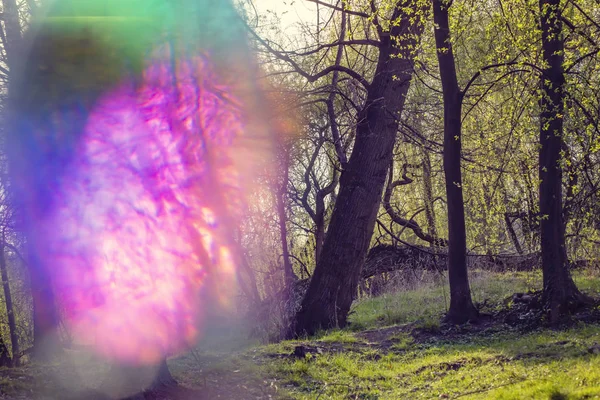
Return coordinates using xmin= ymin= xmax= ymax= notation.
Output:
xmin=251 ymin=0 xmax=317 ymax=35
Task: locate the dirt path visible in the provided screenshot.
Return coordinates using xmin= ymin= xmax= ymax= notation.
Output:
xmin=0 ymin=350 xmax=281 ymax=400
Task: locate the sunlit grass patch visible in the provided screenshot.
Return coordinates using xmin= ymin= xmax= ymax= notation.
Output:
xmin=266 ymin=270 xmax=600 ymax=399
xmin=269 ymin=324 xmax=600 ymax=399
xmin=315 ymin=330 xmax=358 ymax=344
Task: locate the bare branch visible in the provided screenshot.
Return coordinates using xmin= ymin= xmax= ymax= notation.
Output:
xmin=245 ymin=19 xmax=371 ymax=89
xmin=305 ymin=0 xmax=370 ymax=18
xmin=383 ymin=163 xmax=448 ymax=246
xmin=327 ymin=7 xmax=349 ymax=167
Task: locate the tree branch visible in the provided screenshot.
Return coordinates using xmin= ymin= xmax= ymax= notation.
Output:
xmin=305 ymin=0 xmax=370 ymax=18
xmin=383 ymin=164 xmax=448 ymax=246
xmin=245 ymin=21 xmax=371 ymax=90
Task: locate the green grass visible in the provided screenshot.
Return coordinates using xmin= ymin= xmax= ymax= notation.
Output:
xmin=262 ymin=269 xmax=600 ymax=399
xmin=349 ymin=269 xmax=564 ymax=330
xmin=266 ymin=324 xmax=600 ymax=399
xmin=2 ymin=269 xmax=600 ymax=399
xmin=314 ymin=329 xmax=358 ymax=344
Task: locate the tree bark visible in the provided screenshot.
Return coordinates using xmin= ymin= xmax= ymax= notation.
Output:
xmin=149 ymin=359 xmax=177 ymax=391
xmin=291 ymin=0 xmax=426 ymax=337
xmin=314 ymin=169 xmax=338 ymax=264
xmin=504 ymin=213 xmax=524 ymax=255
xmin=0 ymin=238 xmax=20 ymax=366
xmin=422 ymin=150 xmax=439 ymax=246
xmin=276 ymin=144 xmax=297 ymax=286
xmin=432 ymin=0 xmax=478 ymax=323
xmin=538 ymin=0 xmax=588 ymax=323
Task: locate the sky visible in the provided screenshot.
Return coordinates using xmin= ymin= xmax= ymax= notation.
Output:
xmin=251 ymin=0 xmax=317 ymax=35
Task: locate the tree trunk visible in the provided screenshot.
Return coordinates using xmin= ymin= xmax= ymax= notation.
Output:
xmin=422 ymin=150 xmax=438 ymax=247
xmin=504 ymin=213 xmax=524 ymax=255
xmin=538 ymin=0 xmax=588 ymax=323
xmin=0 ymin=239 xmax=20 ymax=366
xmin=433 ymin=0 xmax=478 ymax=323
xmin=291 ymin=1 xmax=426 ymax=337
xmin=276 ymin=145 xmax=297 ymax=286
xmin=314 ymin=170 xmax=338 ymax=264
xmin=149 ymin=359 xmax=177 ymax=391
xmin=0 ymin=336 xmax=11 ymax=367
xmin=314 ymin=211 xmax=325 ymax=266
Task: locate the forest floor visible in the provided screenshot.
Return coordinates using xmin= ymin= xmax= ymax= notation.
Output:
xmin=1 ymin=269 xmax=600 ymax=400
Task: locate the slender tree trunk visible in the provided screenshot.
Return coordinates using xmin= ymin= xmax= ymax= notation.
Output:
xmin=504 ymin=213 xmax=524 ymax=255
xmin=276 ymin=146 xmax=296 ymax=286
xmin=291 ymin=0 xmax=426 ymax=337
xmin=0 ymin=240 xmax=20 ymax=366
xmin=422 ymin=150 xmax=438 ymax=246
xmin=538 ymin=0 xmax=587 ymax=323
xmin=433 ymin=0 xmax=478 ymax=323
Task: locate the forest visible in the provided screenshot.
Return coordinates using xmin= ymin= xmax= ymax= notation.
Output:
xmin=0 ymin=0 xmax=598 ymax=398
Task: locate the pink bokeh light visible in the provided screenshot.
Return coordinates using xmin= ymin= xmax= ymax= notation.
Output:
xmin=29 ymin=48 xmax=261 ymax=364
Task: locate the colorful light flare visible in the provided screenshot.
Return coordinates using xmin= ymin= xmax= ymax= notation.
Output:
xmin=9 ymin=1 xmax=272 ymax=365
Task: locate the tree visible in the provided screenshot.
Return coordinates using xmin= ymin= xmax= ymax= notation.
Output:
xmin=0 ymin=230 xmax=20 ymax=365
xmin=538 ymin=0 xmax=589 ymax=322
xmin=292 ymin=0 xmax=428 ymax=336
xmin=432 ymin=0 xmax=478 ymax=323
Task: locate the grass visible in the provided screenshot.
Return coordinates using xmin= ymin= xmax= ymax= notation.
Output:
xmin=260 ymin=269 xmax=600 ymax=399
xmin=348 ymin=270 xmax=540 ymax=330
xmin=1 ymin=268 xmax=600 ymax=399
xmin=266 ymin=325 xmax=600 ymax=399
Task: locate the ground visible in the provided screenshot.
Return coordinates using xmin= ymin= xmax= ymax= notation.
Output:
xmin=1 ymin=269 xmax=600 ymax=399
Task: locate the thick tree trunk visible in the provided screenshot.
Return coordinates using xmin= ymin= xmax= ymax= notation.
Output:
xmin=314 ymin=171 xmax=338 ymax=264
xmin=433 ymin=0 xmax=478 ymax=323
xmin=538 ymin=0 xmax=588 ymax=323
xmin=314 ymin=212 xmax=325 ymax=266
xmin=0 ymin=240 xmax=20 ymax=366
xmin=291 ymin=1 xmax=425 ymax=337
xmin=149 ymin=359 xmax=177 ymax=391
